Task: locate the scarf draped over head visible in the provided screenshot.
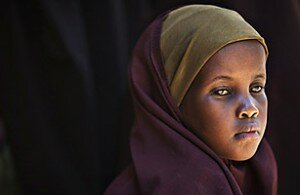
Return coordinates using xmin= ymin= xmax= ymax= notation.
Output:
xmin=160 ymin=4 xmax=269 ymax=106
xmin=105 ymin=4 xmax=277 ymax=195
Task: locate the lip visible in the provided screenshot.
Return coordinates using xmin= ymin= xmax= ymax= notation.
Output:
xmin=234 ymin=125 xmax=260 ymax=140
xmin=234 ymin=131 xmax=260 ymax=140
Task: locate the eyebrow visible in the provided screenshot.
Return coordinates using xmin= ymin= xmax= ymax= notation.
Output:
xmin=210 ymin=75 xmax=233 ymax=83
xmin=254 ymin=73 xmax=266 ymax=80
xmin=209 ymin=73 xmax=266 ymax=83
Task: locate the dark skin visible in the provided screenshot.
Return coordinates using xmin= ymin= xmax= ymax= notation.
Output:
xmin=180 ymin=40 xmax=267 ymax=161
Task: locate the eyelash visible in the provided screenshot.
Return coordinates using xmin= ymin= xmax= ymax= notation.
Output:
xmin=251 ymin=85 xmax=264 ymax=93
xmin=212 ymin=85 xmax=265 ymax=96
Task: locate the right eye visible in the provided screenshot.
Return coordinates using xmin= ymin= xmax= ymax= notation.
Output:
xmin=212 ymin=88 xmax=231 ymax=96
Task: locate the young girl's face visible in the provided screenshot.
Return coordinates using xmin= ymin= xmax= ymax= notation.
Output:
xmin=180 ymin=41 xmax=267 ymax=161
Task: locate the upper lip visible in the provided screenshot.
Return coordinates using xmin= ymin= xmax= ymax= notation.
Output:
xmin=236 ymin=123 xmax=260 ymax=135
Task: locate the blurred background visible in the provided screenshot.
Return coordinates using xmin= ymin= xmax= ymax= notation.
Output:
xmin=0 ymin=0 xmax=299 ymax=194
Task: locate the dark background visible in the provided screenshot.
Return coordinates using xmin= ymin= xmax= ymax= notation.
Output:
xmin=0 ymin=0 xmax=299 ymax=194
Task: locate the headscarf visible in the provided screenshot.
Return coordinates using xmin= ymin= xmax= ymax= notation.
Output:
xmin=161 ymin=4 xmax=268 ymax=106
xmin=105 ymin=4 xmax=277 ymax=195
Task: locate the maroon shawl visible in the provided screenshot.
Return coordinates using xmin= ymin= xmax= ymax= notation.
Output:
xmin=105 ymin=12 xmax=277 ymax=195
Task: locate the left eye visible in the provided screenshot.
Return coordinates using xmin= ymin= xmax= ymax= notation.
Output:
xmin=251 ymin=86 xmax=264 ymax=93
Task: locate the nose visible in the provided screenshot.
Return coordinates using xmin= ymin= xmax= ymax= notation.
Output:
xmin=237 ymin=96 xmax=259 ymax=119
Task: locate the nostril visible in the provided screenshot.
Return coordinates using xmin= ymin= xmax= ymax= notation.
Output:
xmin=239 ymin=110 xmax=259 ymax=119
xmin=237 ymin=99 xmax=259 ymax=119
xmin=251 ymin=111 xmax=259 ymax=118
xmin=240 ymin=111 xmax=258 ymax=119
xmin=241 ymin=113 xmax=248 ymax=118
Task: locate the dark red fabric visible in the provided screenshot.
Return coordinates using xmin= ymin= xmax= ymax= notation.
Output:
xmin=105 ymin=12 xmax=277 ymax=195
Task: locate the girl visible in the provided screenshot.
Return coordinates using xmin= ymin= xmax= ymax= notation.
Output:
xmin=105 ymin=4 xmax=277 ymax=195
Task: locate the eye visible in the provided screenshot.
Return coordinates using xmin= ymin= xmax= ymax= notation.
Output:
xmin=250 ymin=85 xmax=264 ymax=93
xmin=212 ymin=88 xmax=231 ymax=96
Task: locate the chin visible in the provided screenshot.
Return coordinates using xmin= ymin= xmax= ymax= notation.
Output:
xmin=233 ymin=153 xmax=256 ymax=161
xmin=221 ymin=142 xmax=260 ymax=161
xmin=230 ymin=147 xmax=259 ymax=161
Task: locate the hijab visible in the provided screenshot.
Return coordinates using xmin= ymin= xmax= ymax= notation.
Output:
xmin=105 ymin=4 xmax=277 ymax=195
xmin=161 ymin=5 xmax=268 ymax=106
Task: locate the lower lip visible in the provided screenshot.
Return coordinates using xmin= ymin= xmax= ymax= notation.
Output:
xmin=234 ymin=131 xmax=259 ymax=140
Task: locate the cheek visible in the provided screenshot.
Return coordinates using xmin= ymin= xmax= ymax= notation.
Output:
xmin=182 ymin=96 xmax=212 ymax=133
xmin=259 ymin=96 xmax=268 ymax=130
xmin=257 ymin=94 xmax=268 ymax=120
xmin=194 ymin=97 xmax=233 ymax=134
xmin=182 ymin=93 xmax=236 ymax=138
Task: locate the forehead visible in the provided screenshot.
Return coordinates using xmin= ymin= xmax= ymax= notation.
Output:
xmin=196 ymin=41 xmax=267 ymax=84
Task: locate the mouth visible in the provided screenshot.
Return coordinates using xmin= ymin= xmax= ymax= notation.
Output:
xmin=234 ymin=130 xmax=260 ymax=140
xmin=234 ymin=125 xmax=260 ymax=140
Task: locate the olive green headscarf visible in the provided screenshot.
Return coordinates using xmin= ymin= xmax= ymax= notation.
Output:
xmin=160 ymin=5 xmax=268 ymax=106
